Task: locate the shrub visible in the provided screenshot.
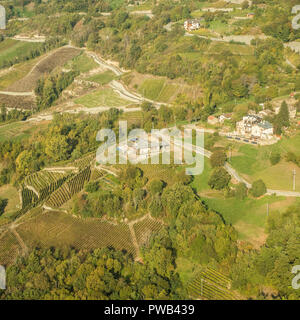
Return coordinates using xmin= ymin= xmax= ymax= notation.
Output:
xmin=270 ymin=151 xmax=281 ymax=165
xmin=250 ymin=180 xmax=267 ymax=198
xmin=210 ymin=150 xmax=227 ymax=168
xmin=149 ymin=180 xmax=165 ymax=196
xmin=235 ymin=183 xmax=248 ymax=200
xmin=208 ymin=168 xmax=231 ymax=190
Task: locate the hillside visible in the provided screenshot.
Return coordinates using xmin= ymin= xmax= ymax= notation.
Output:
xmin=0 ymin=0 xmax=299 ymax=302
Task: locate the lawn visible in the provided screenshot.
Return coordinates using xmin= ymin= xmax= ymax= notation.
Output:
xmin=75 ymin=88 xmax=131 ymax=108
xmin=87 ymin=70 xmax=116 ymax=85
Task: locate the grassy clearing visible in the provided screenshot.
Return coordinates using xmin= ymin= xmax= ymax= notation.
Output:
xmin=7 ymin=47 xmax=81 ymax=92
xmin=138 ymin=79 xmax=165 ymax=100
xmin=0 ymin=185 xmax=20 ymax=216
xmin=66 ymin=52 xmax=98 ymax=73
xmin=0 ymin=120 xmax=49 ymax=142
xmin=176 ymin=257 xmax=202 ymax=285
xmin=0 ymin=56 xmax=42 ymax=90
xmin=75 ymin=88 xmax=130 ymax=108
xmin=202 ymin=196 xmax=297 ymax=243
xmin=0 ymin=39 xmax=42 ymax=68
xmin=87 ymin=70 xmax=116 ymax=85
xmin=190 ymin=158 xmax=213 ymax=193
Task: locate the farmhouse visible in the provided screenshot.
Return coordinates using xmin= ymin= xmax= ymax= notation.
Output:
xmin=236 ymin=115 xmax=274 ymax=140
xmin=208 ymin=115 xmax=219 ymax=125
xmin=184 ymin=19 xmax=204 ymax=31
xmin=219 ymin=113 xmax=232 ymax=123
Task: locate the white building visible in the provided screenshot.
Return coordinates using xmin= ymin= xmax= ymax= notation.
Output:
xmin=236 ymin=115 xmax=273 ymax=140
xmin=184 ymin=19 xmax=203 ymax=31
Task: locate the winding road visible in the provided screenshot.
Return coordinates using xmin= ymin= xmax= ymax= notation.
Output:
xmin=155 ymin=129 xmax=300 ymax=198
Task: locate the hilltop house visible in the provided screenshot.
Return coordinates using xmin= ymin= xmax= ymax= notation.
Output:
xmin=236 ymin=114 xmax=273 ymax=140
xmin=184 ymin=19 xmax=204 ymax=31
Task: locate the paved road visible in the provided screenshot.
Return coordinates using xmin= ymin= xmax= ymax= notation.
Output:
xmin=157 ymin=129 xmax=300 ymax=198
xmin=86 ymin=51 xmax=123 ymax=76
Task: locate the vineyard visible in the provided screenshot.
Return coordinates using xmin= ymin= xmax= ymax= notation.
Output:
xmin=0 ymin=231 xmax=21 ymax=266
xmin=188 ymin=268 xmax=239 ymax=300
xmin=16 ymin=210 xmax=136 ymax=257
xmin=21 ymin=186 xmax=39 ymax=209
xmin=45 ymin=166 xmax=91 ymax=208
xmin=91 ymin=168 xmax=105 ymax=181
xmin=24 ymin=171 xmax=69 ymax=201
xmin=133 ymin=216 xmax=163 ymax=247
xmin=73 ymin=154 xmax=95 ymax=170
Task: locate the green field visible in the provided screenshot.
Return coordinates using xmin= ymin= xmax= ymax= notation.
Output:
xmin=75 ymin=88 xmax=131 ymax=108
xmin=0 ymin=39 xmax=42 ymax=68
xmin=138 ymin=78 xmax=180 ymax=102
xmin=0 ymin=56 xmax=42 ymax=90
xmin=203 ymin=195 xmax=297 ymax=244
xmin=66 ymin=52 xmax=98 ymax=73
xmin=87 ymin=70 xmax=116 ymax=85
xmin=0 ymin=121 xmax=49 ymax=142
xmin=229 ymin=134 xmax=300 ymax=192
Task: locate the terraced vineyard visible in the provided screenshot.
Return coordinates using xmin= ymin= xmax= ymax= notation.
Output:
xmin=133 ymin=216 xmax=163 ymax=247
xmin=188 ymin=268 xmax=239 ymax=300
xmin=46 ymin=166 xmax=91 ymax=208
xmin=24 ymin=171 xmax=69 ymax=201
xmin=21 ymin=186 xmax=38 ymax=209
xmin=91 ymin=168 xmax=105 ymax=181
xmin=73 ymin=154 xmax=95 ymax=169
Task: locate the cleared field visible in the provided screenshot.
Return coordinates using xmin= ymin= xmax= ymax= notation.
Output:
xmin=16 ymin=210 xmax=136 ymax=257
xmin=75 ymin=88 xmax=131 ymax=108
xmin=0 ymin=39 xmax=43 ymax=69
xmin=6 ymin=47 xmax=81 ymax=92
xmin=87 ymin=70 xmax=116 ymax=85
